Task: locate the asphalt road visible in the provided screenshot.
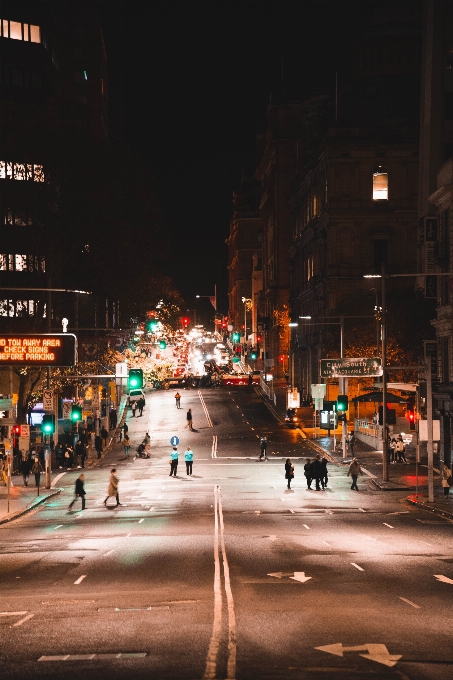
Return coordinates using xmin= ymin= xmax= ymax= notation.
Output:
xmin=1 ymin=386 xmax=452 ymax=679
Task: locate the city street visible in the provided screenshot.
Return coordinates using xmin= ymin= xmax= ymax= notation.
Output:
xmin=1 ymin=387 xmax=452 ymax=680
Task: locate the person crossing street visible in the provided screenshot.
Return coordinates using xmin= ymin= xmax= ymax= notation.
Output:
xmin=104 ymin=469 xmax=121 ymax=506
xmin=347 ymin=457 xmax=362 ymax=491
xmin=175 ymin=392 xmax=181 ymax=409
xmin=69 ymin=474 xmax=86 ymax=510
xmin=185 ymin=446 xmax=194 ymax=475
xmin=169 ymin=447 xmax=179 ymax=476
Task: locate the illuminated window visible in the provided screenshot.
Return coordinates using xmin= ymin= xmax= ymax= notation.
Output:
xmin=0 ymin=161 xmax=44 ymax=182
xmin=15 ymin=255 xmax=27 ymax=271
xmin=0 ymin=20 xmax=40 ymax=43
xmin=14 ymin=163 xmax=26 ymax=180
xmin=373 ymin=167 xmax=388 ymax=200
xmin=30 ymin=24 xmax=40 ymax=43
xmin=33 ymin=164 xmax=44 ymax=182
xmin=9 ymin=21 xmax=22 ymax=40
xmin=0 ymin=255 xmax=6 ymax=270
xmin=0 ymin=300 xmax=38 ymax=317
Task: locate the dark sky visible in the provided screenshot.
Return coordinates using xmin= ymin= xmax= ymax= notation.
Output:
xmin=101 ymin=1 xmax=373 ymax=313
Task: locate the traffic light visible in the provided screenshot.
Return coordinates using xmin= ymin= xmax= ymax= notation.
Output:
xmin=128 ymin=368 xmax=144 ymax=389
xmin=232 ymin=332 xmax=240 ymax=343
xmin=159 ymin=340 xmax=167 ymax=350
xmin=42 ymin=414 xmax=55 ymax=434
xmin=71 ymin=405 xmax=83 ymax=423
xmin=279 ymin=355 xmax=285 ymax=363
xmin=256 ymin=335 xmax=262 ymax=343
xmin=182 ymin=317 xmax=190 ymax=328
xmin=337 ymin=395 xmax=349 ymax=412
xmin=146 ymin=318 xmax=159 ymax=331
xmin=13 ymin=425 xmax=21 ymax=436
xmin=407 ymin=410 xmax=416 ymax=430
xmin=250 ymin=348 xmax=258 ymax=360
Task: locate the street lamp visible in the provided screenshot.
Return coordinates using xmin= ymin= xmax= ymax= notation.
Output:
xmin=241 ymin=297 xmax=252 ymax=342
xmin=196 ymin=285 xmax=217 ymax=332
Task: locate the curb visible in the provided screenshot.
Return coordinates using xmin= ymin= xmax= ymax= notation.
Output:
xmin=370 ymin=479 xmax=412 ymax=491
xmin=406 ymin=494 xmax=453 ymax=520
xmin=0 ymin=488 xmax=62 ymax=526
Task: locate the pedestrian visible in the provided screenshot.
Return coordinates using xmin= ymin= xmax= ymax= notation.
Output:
xmin=321 ymin=457 xmax=329 ymax=488
xmin=123 ymin=422 xmax=129 ymax=437
xmin=169 ymin=447 xmax=179 ymax=477
xmin=303 ymin=458 xmax=312 ymax=489
xmin=259 ymin=435 xmax=268 ymax=460
xmin=175 ymin=392 xmax=181 ymax=409
xmin=104 ymin=468 xmax=121 ymax=506
xmin=80 ymin=443 xmax=87 ymax=468
xmin=101 ymin=426 xmax=108 ymax=447
xmin=348 ymin=432 xmax=355 ymax=456
xmin=138 ymin=397 xmax=145 ymax=417
xmin=31 ymin=457 xmax=43 ymax=494
xmin=143 ymin=441 xmax=151 ymax=458
xmin=109 ymin=408 xmax=117 ymax=430
xmin=69 ymin=474 xmax=86 ymax=510
xmin=66 ymin=446 xmax=74 ymax=470
xmin=185 ymin=408 xmax=193 ymax=431
xmin=123 ymin=434 xmax=131 ymax=458
xmin=396 ymin=436 xmax=407 ymax=463
xmin=285 ymin=458 xmax=294 ymax=489
xmin=55 ymin=443 xmax=64 ymax=469
xmin=20 ymin=454 xmax=31 ymax=487
xmin=185 ymin=446 xmax=194 ymax=475
xmin=389 ymin=438 xmax=397 ymax=463
xmin=442 ymin=464 xmax=452 ymax=498
xmin=131 ymin=401 xmax=137 ymax=418
xmin=95 ymin=435 xmax=103 ymax=459
xmin=144 ymin=432 xmax=150 ymax=445
xmin=347 ymin=457 xmax=362 ymax=491
xmin=310 ymin=454 xmax=324 ymax=490
xmin=75 ymin=441 xmax=84 ymax=468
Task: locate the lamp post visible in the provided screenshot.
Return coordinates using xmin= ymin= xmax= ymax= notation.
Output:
xmin=241 ymin=297 xmax=252 ymax=343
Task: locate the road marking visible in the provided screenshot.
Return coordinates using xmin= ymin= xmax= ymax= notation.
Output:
xmin=74 ymin=575 xmax=87 ymax=585
xmin=267 ymin=535 xmax=277 ymax=541
xmin=399 ymin=597 xmax=420 ymax=609
xmin=203 ymin=486 xmax=222 ymax=680
xmin=351 ymin=563 xmax=364 ymax=571
xmin=211 ymin=435 xmax=218 ymax=459
xmin=289 ymin=509 xmax=295 ymax=514
xmin=218 ymin=486 xmax=237 ymax=679
xmin=199 ymin=391 xmax=213 ymax=428
xmin=316 ymin=642 xmax=401 ymax=667
xmin=383 ymin=523 xmax=394 ymax=529
xmin=53 ymin=525 xmax=63 ymax=530
xmin=39 ymin=653 xmax=147 ymax=661
xmin=363 ymin=536 xmax=377 ymax=541
xmin=254 ymin=511 xmax=260 ymax=514
xmin=126 ymin=533 xmax=131 ymax=537
xmin=13 ymin=613 xmax=34 ymax=627
xmin=51 ymin=472 xmax=66 ymax=487
xmin=290 ymin=572 xmax=312 ymax=583
xmin=103 ymin=550 xmax=114 ymax=556
xmin=420 ymin=541 xmax=433 ymax=547
xmin=358 ymin=508 xmax=366 ymax=512
xmin=149 ymin=507 xmax=155 ymax=512
xmin=303 ymin=524 xmax=310 ymax=530
xmin=251 ymin=427 xmax=254 ymax=431
xmin=0 ymin=611 xmax=27 ymax=616
xmin=321 ymin=541 xmax=330 ymax=546
xmin=138 ymin=519 xmax=144 ymax=523
xmin=434 ymin=574 xmax=453 ymax=585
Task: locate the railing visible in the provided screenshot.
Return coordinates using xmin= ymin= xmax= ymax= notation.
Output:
xmin=355 ymin=418 xmax=379 ymax=438
xmin=259 ymin=377 xmax=276 ymax=404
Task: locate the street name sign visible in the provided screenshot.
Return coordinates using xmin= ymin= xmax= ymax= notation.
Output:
xmin=320 ymin=358 xmax=382 ymax=378
xmin=170 ymin=436 xmax=180 ymax=446
xmin=0 ymin=334 xmax=77 ymax=366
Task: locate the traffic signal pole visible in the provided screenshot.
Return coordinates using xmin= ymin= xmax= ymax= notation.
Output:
xmin=340 ymin=316 xmax=347 ymax=458
xmin=381 ymin=263 xmax=389 ymax=482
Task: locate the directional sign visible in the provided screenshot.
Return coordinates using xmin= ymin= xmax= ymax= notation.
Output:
xmin=315 ymin=643 xmax=401 ymax=667
xmin=434 ymin=574 xmax=453 ymax=584
xmin=170 ymin=436 xmax=180 ymax=446
xmin=268 ymin=571 xmax=312 ymax=583
xmin=320 ymin=358 xmax=382 ymax=378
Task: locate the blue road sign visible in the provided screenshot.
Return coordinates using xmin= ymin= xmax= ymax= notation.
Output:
xmin=170 ymin=436 xmax=180 ymax=446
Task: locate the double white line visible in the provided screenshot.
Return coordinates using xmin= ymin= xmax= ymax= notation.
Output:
xmin=198 ymin=391 xmax=213 ymax=427
xmin=211 ymin=435 xmax=218 ymax=458
xmin=203 ymin=485 xmax=236 ymax=680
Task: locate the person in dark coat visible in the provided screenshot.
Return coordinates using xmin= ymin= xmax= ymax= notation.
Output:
xmin=31 ymin=457 xmax=43 ymax=494
xmin=101 ymin=426 xmax=108 ymax=447
xmin=95 ymin=435 xmax=103 ymax=459
xmin=285 ymin=458 xmax=294 ymax=489
xmin=259 ymin=435 xmax=268 ymax=460
xmin=321 ymin=457 xmax=328 ymax=488
xmin=303 ymin=458 xmax=312 ymax=490
xmin=109 ymin=408 xmax=117 ymax=430
xmin=80 ymin=443 xmax=87 ymax=468
xmin=69 ymin=474 xmax=86 ymax=510
xmin=55 ymin=443 xmax=64 ymax=469
xmin=310 ymin=454 xmax=323 ymax=491
xmin=20 ymin=454 xmax=31 ymax=487
xmin=185 ymin=409 xmax=193 ymax=431
xmin=137 ymin=397 xmax=145 ymax=417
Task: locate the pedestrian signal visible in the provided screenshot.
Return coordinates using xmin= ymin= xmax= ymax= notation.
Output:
xmin=42 ymin=414 xmax=55 ymax=434
xmin=250 ymin=349 xmax=258 ymax=360
xmin=13 ymin=425 xmax=21 ymax=435
xmin=232 ymin=332 xmax=240 ymax=343
xmin=337 ymin=395 xmax=348 ymax=412
xmin=71 ymin=405 xmax=83 ymax=422
xmin=158 ymin=340 xmax=167 ymax=350
xmin=128 ymin=368 xmax=144 ymax=389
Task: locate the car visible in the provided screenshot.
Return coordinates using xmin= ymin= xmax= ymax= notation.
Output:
xmin=284 ymin=408 xmax=300 ymax=428
xmin=128 ymin=389 xmax=145 ymax=405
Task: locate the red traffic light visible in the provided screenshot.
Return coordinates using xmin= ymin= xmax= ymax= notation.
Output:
xmin=279 ymin=355 xmax=285 ymax=362
xmin=13 ymin=425 xmax=21 ymax=435
xmin=182 ymin=316 xmax=190 ymax=327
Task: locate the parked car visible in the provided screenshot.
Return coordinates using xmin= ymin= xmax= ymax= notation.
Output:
xmin=128 ymin=389 xmax=146 ymax=405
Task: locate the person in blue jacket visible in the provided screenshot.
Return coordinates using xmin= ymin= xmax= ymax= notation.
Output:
xmin=169 ymin=447 xmax=179 ymax=477
xmin=184 ymin=446 xmax=194 ymax=475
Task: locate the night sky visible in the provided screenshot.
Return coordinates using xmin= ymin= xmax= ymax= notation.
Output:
xmin=101 ymin=1 xmax=374 ymax=312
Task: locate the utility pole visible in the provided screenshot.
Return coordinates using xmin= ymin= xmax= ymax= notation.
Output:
xmin=381 ymin=262 xmax=388 ymax=482
xmin=340 ymin=316 xmax=347 ymax=458
xmin=426 ymin=363 xmax=434 ymax=502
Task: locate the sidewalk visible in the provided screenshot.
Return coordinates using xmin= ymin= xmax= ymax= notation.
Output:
xmin=0 ymin=474 xmax=62 ymax=525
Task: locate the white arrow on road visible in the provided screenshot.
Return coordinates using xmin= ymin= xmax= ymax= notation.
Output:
xmin=434 ymin=574 xmax=453 ymax=584
xmin=315 ymin=643 xmax=401 ymax=667
xmin=267 ymin=572 xmax=312 ymax=582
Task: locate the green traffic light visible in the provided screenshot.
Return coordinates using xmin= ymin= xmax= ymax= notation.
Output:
xmin=232 ymin=332 xmax=240 ymax=342
xmin=43 ymin=424 xmax=52 ymax=432
xmin=159 ymin=340 xmax=167 ymax=349
xmin=130 ymin=378 xmax=138 ymax=387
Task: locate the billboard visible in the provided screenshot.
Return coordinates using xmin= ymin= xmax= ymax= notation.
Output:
xmin=0 ymin=334 xmax=77 ymax=366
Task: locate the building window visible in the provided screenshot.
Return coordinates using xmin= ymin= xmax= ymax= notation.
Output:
xmin=373 ymin=167 xmax=388 ymax=200
xmin=0 ymin=254 xmax=45 ymax=272
xmin=0 ymin=300 xmax=43 ymax=317
xmin=0 ymin=20 xmax=41 ymax=43
xmin=0 ymin=161 xmax=44 ymax=182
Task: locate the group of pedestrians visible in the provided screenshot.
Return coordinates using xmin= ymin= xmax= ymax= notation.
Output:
xmin=389 ymin=435 xmax=407 ymax=463
xmin=169 ymin=446 xmax=194 ymax=476
xmin=175 ymin=392 xmax=194 ymax=430
xmin=284 ymin=454 xmax=363 ymax=492
xmin=131 ymin=397 xmax=145 ymax=417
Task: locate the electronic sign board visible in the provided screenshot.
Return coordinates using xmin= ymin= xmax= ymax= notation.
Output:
xmin=0 ymin=334 xmax=77 ymax=366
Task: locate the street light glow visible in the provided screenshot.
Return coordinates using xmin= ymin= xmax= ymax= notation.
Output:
xmin=364 ymin=275 xmax=382 ymax=278
xmin=299 ymin=315 xmax=312 ymax=319
xmin=288 ymin=322 xmax=298 ymax=327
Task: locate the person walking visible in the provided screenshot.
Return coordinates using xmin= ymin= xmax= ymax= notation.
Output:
xmin=75 ymin=440 xmax=84 ymax=469
xmin=131 ymin=401 xmax=137 ymax=418
xmin=80 ymin=443 xmax=87 ymax=468
xmin=20 ymin=454 xmax=31 ymax=487
xmin=66 ymin=446 xmax=74 ymax=470
xmin=144 ymin=432 xmax=150 ymax=445
xmin=123 ymin=434 xmax=131 ymax=458
xmin=123 ymin=422 xmax=129 ymax=438
xmin=185 ymin=446 xmax=194 ymax=475
xmin=396 ymin=436 xmax=407 ymax=463
xmin=95 ymin=435 xmax=103 ymax=459
xmin=310 ymin=454 xmax=323 ymax=490
xmin=109 ymin=408 xmax=117 ymax=430
xmin=69 ymin=474 xmax=86 ymax=510
xmin=442 ymin=464 xmax=452 ymax=498
xmin=259 ymin=435 xmax=268 ymax=460
xmin=389 ymin=437 xmax=397 ymax=463
xmin=348 ymin=432 xmax=355 ymax=456
xmin=303 ymin=458 xmax=312 ymax=490
xmin=104 ymin=468 xmax=121 ymax=506
xmin=185 ymin=408 xmax=193 ymax=431
xmin=55 ymin=443 xmax=64 ymax=469
xmin=321 ymin=457 xmax=329 ymax=489
xmin=285 ymin=458 xmax=294 ymax=489
xmin=175 ymin=392 xmax=181 ymax=409
xmin=169 ymin=447 xmax=179 ymax=476
xmin=347 ymin=457 xmax=362 ymax=491
xmin=101 ymin=426 xmax=109 ymax=447
xmin=31 ymin=457 xmax=43 ymax=495
xmin=138 ymin=397 xmax=145 ymax=417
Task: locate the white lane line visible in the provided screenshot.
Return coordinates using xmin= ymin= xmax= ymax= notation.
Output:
xmin=420 ymin=541 xmax=433 ymax=547
xmin=321 ymin=541 xmax=330 ymax=546
xmin=203 ymin=486 xmax=222 ymax=680
xmin=13 ymin=613 xmax=35 ymax=627
xmin=218 ymin=486 xmax=237 ymax=680
xmin=74 ymin=575 xmax=87 ymax=585
xmin=303 ymin=524 xmax=310 ymax=530
xmin=103 ymin=550 xmax=114 ymax=556
xmin=149 ymin=507 xmax=155 ymax=512
xmin=211 ymin=435 xmax=218 ymax=459
xmin=51 ymin=472 xmax=66 ymax=487
xmin=358 ymin=508 xmax=366 ymax=512
xmin=289 ymin=509 xmax=295 ymax=514
xmin=399 ymin=597 xmax=420 ymax=609
xmin=138 ymin=519 xmax=144 ymax=523
xmin=0 ymin=611 xmax=27 ymax=616
xmin=198 ymin=391 xmax=213 ymax=428
xmin=363 ymin=536 xmax=377 ymax=541
xmin=351 ymin=563 xmax=364 ymax=571
xmin=383 ymin=523 xmax=394 ymax=529
xmin=53 ymin=525 xmax=63 ymax=530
